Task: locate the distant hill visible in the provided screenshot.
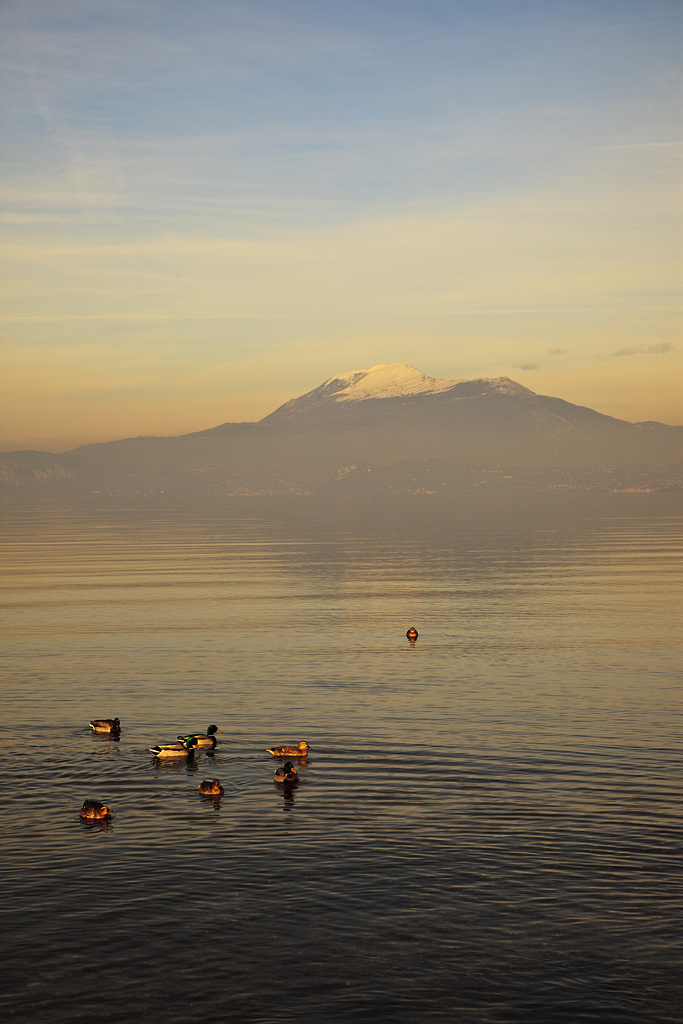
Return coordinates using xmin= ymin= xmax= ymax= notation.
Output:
xmin=1 ymin=364 xmax=681 ymax=501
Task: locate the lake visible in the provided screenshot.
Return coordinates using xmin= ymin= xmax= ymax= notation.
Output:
xmin=0 ymin=492 xmax=681 ymax=1023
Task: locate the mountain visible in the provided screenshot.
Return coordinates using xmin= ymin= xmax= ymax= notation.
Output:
xmin=262 ymin=363 xmax=470 ymax=422
xmin=1 ymin=364 xmax=681 ymax=502
xmin=260 ymin=364 xmax=532 ymax=428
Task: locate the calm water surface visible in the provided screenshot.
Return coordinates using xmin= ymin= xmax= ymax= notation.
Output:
xmin=1 ymin=494 xmax=681 ymax=1023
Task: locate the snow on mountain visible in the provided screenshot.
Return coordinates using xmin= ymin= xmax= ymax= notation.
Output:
xmin=324 ymin=363 xmax=465 ymax=401
xmin=443 ymin=376 xmax=535 ymax=398
xmin=315 ymin=364 xmax=536 ymax=402
xmin=262 ymin=363 xmax=536 ymax=425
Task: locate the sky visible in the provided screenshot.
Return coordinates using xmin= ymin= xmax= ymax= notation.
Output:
xmin=0 ymin=0 xmax=681 ymax=451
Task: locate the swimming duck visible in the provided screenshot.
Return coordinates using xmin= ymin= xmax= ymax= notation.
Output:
xmin=198 ymin=779 xmax=224 ymax=797
xmin=267 ymin=740 xmax=310 ymax=757
xmin=89 ymin=718 xmax=121 ymax=733
xmin=80 ymin=799 xmax=112 ymax=819
xmin=273 ymin=761 xmax=298 ymax=784
xmin=177 ymin=725 xmax=223 ymax=749
xmin=150 ymin=736 xmax=199 ymax=758
xmin=406 ymin=627 xmax=418 ymax=641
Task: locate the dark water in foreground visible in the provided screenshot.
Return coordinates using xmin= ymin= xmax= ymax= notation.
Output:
xmin=0 ymin=494 xmax=681 ymax=1023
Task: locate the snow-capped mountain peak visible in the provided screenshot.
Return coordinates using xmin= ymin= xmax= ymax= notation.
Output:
xmin=322 ymin=363 xmax=465 ymax=401
xmin=262 ymin=363 xmax=537 ymax=425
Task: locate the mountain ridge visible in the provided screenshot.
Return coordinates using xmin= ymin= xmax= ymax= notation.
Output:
xmin=260 ymin=364 xmax=536 ymax=428
xmin=1 ymin=364 xmax=681 ymax=501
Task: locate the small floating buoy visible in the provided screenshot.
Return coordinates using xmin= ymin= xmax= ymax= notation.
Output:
xmin=199 ymin=779 xmax=224 ymax=796
xmin=80 ymin=800 xmax=112 ymax=820
xmin=406 ymin=627 xmax=418 ymax=641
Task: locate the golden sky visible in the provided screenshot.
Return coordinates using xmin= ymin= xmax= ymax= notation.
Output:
xmin=1 ymin=1 xmax=680 ymax=451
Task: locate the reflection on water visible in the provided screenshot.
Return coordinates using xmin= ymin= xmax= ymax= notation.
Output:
xmin=0 ymin=493 xmax=681 ymax=1023
xmin=199 ymin=796 xmax=223 ymax=810
xmin=151 ymin=756 xmax=201 ymax=774
xmin=78 ymin=816 xmax=113 ymax=834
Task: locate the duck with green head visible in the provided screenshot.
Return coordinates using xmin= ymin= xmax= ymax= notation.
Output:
xmin=150 ymin=735 xmax=199 ymax=758
xmin=273 ymin=761 xmax=298 ymax=784
xmin=178 ymin=725 xmax=223 ymax=749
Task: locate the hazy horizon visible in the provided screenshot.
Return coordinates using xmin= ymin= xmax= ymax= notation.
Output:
xmin=1 ymin=1 xmax=681 ymax=452
xmin=2 ymin=361 xmax=683 ymax=456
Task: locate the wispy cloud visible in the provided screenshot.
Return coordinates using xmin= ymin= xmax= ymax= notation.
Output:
xmin=612 ymin=343 xmax=676 ymax=356
xmin=1 ymin=183 xmax=680 ymax=325
xmin=30 ymin=89 xmax=124 ymax=212
xmin=2 ymin=0 xmax=681 ymax=446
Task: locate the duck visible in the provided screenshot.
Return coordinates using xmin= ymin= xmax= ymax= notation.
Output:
xmin=150 ymin=735 xmax=199 ymax=758
xmin=89 ymin=718 xmax=121 ymax=733
xmin=406 ymin=627 xmax=418 ymax=641
xmin=266 ymin=740 xmax=310 ymax=757
xmin=198 ymin=779 xmax=224 ymax=797
xmin=80 ymin=799 xmax=112 ymax=819
xmin=177 ymin=725 xmax=223 ymax=749
xmin=273 ymin=761 xmax=298 ymax=784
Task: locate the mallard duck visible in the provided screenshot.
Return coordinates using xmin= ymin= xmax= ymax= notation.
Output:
xmin=177 ymin=725 xmax=223 ymax=749
xmin=273 ymin=761 xmax=298 ymax=784
xmin=198 ymin=779 xmax=224 ymax=796
xmin=80 ymin=799 xmax=112 ymax=819
xmin=406 ymin=627 xmax=418 ymax=641
xmin=150 ymin=735 xmax=198 ymax=758
xmin=266 ymin=740 xmax=310 ymax=757
xmin=89 ymin=718 xmax=121 ymax=733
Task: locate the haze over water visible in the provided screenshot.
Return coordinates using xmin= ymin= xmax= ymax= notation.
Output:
xmin=1 ymin=492 xmax=681 ymax=1023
